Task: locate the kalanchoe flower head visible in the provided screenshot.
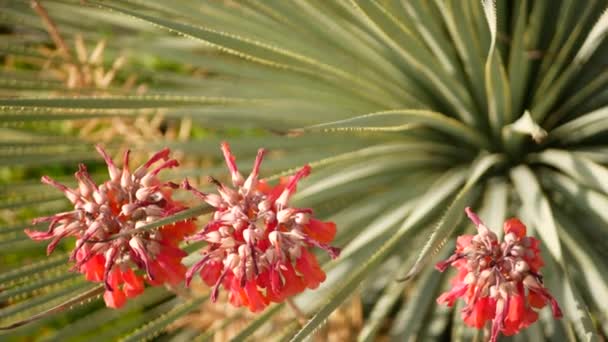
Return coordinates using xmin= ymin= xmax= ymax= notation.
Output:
xmin=184 ymin=142 xmax=340 ymax=312
xmin=435 ymin=207 xmax=562 ymax=342
xmin=25 ymin=146 xmax=196 ymax=308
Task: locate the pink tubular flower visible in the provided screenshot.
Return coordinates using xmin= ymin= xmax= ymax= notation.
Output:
xmin=435 ymin=207 xmax=562 ymax=342
xmin=184 ymin=142 xmax=340 ymax=312
xmin=25 ymin=146 xmax=196 ymax=308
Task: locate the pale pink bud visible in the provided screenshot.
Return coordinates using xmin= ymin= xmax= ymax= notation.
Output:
xmin=277 ymin=209 xmax=294 ymax=224
xmin=258 ymin=199 xmax=271 ymax=212
xmin=121 ymin=203 xmax=139 ymax=216
xmin=96 ymin=145 xmax=121 ymax=181
xmin=243 ymin=228 xmax=253 ymax=244
xmin=242 ymin=148 xmax=265 ymax=194
xmin=220 ymin=142 xmax=244 ymax=186
xmin=294 ymin=212 xmax=309 ymax=225
xmin=93 ymin=189 xmax=107 ymax=205
xmin=224 ymin=253 xmax=240 ymax=269
xmin=268 ymin=231 xmax=280 ymax=247
xmin=205 ymin=231 xmax=222 ymax=244
xmin=221 ymin=237 xmax=236 ymax=248
xmin=205 ymin=193 xmax=223 ymax=208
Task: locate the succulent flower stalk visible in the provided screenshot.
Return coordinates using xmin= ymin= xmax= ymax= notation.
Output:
xmin=184 ymin=142 xmax=340 ymax=312
xmin=435 ymin=207 xmax=562 ymax=342
xmin=25 ymin=146 xmax=196 ymax=308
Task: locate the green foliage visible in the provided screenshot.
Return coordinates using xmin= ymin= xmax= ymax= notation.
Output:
xmin=1 ymin=0 xmax=608 ymax=340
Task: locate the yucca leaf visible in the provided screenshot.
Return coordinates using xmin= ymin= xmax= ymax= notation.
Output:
xmin=0 ymin=282 xmax=96 ymax=338
xmin=532 ymin=6 xmax=608 ymax=122
xmin=399 ymin=1 xmax=464 ymax=83
xmin=298 ymin=109 xmax=489 ymax=149
xmin=507 ymin=0 xmax=530 ymax=118
xmin=482 ymin=0 xmax=512 ymax=138
xmin=549 ymin=106 xmax=608 ymax=143
xmin=511 ymin=166 xmax=599 ymax=341
xmin=510 ymin=165 xmax=564 ymax=261
xmin=88 ymin=297 xmax=182 ymax=342
xmin=573 ymin=7 xmax=608 ymax=70
xmin=541 ymin=246 xmax=598 ymax=342
xmin=356 ymin=254 xmax=413 ymax=342
xmin=259 ymin=142 xmax=464 ymax=188
xmin=287 ymin=167 xmax=464 ymax=341
xmin=294 ymin=157 xmax=429 ymax=203
xmin=92 ymin=1 xmax=395 ymax=108
xmin=329 ymin=176 xmax=433 ymax=250
xmin=287 ymin=161 xmax=492 ymax=341
xmin=540 ymin=170 xmax=608 ymax=240
xmin=350 ymin=0 xmax=475 ymax=123
xmin=227 ymin=304 xmax=283 ymax=342
xmin=44 ymin=286 xmax=174 ymax=342
xmin=0 ymin=195 xmax=64 ymax=211
xmin=533 ymin=2 xmax=598 ymax=100
xmin=340 ymin=199 xmax=415 ymax=261
xmin=0 ymin=284 xmax=104 ymax=330
xmin=435 ymin=0 xmax=487 ymax=115
xmin=532 ymin=149 xmax=608 ymax=197
xmin=0 ymin=152 xmax=100 ymax=167
xmin=402 ymin=153 xmax=503 ymax=280
xmin=120 ymin=295 xmax=208 ymax=342
xmin=287 ymin=230 xmax=405 ymax=342
xmin=0 ymin=95 xmax=256 ymax=108
xmin=556 ymin=213 xmax=608 ymax=320
xmin=534 ymin=1 xmax=577 ymax=79
xmin=0 ymin=109 xmax=156 ymax=122
xmin=389 ymin=247 xmax=449 ymax=340
xmin=0 ymin=272 xmax=80 ymax=303
xmin=477 ymin=177 xmax=508 ymax=238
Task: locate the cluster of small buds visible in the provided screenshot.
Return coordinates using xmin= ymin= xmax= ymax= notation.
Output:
xmin=25 ymin=146 xmax=196 ymax=308
xmin=184 ymin=142 xmax=340 ymax=312
xmin=435 ymin=207 xmax=562 ymax=342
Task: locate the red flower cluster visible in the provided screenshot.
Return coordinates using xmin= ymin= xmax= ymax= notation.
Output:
xmin=435 ymin=207 xmax=562 ymax=342
xmin=184 ymin=142 xmax=340 ymax=312
xmin=25 ymin=146 xmax=196 ymax=308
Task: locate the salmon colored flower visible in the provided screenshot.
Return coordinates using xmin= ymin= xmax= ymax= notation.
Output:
xmin=25 ymin=146 xmax=196 ymax=308
xmin=184 ymin=142 xmax=340 ymax=312
xmin=435 ymin=207 xmax=561 ymax=342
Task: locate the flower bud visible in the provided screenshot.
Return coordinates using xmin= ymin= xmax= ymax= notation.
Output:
xmin=224 ymin=253 xmax=240 ymax=269
xmin=510 ymin=245 xmax=524 ymax=257
xmin=243 ymin=228 xmax=253 ymax=244
xmin=277 ymin=209 xmax=294 ymax=223
xmin=294 ymin=212 xmax=309 ymax=225
xmin=205 ymin=231 xmax=222 ymax=243
xmin=268 ymin=231 xmax=280 ymax=247
xmin=504 ymin=232 xmax=517 ymax=244
xmin=258 ymin=199 xmax=271 ymax=212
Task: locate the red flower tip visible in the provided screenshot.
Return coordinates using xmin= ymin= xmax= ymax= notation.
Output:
xmin=436 ymin=208 xmax=561 ymax=341
xmin=25 ymin=146 xmax=194 ymax=308
xmin=104 ymin=288 xmax=126 ymax=309
xmin=186 ymin=143 xmax=339 ymax=312
xmin=102 ymin=268 xmax=145 ymax=309
xmin=504 ymin=218 xmax=527 ymax=238
xmin=305 ymin=219 xmax=336 ymax=244
xmin=434 ymin=253 xmax=460 ymax=272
